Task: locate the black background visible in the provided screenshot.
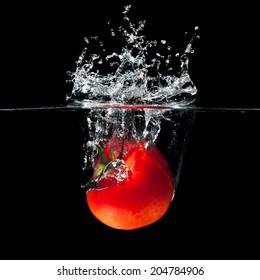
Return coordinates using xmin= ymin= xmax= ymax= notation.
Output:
xmin=1 ymin=0 xmax=260 ymax=260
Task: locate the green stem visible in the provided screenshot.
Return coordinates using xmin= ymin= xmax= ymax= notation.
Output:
xmin=95 ymin=143 xmax=110 ymax=165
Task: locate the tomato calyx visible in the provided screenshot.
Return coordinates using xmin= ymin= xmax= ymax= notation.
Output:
xmin=81 ymin=138 xmax=126 ymax=190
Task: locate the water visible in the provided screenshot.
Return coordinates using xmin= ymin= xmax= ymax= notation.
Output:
xmin=79 ymin=107 xmax=195 ymax=189
xmin=66 ymin=5 xmax=199 ymax=107
xmin=65 ymin=5 xmax=200 ymax=184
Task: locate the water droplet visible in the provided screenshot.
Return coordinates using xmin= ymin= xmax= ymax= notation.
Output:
xmin=156 ymin=53 xmax=164 ymax=58
xmin=91 ymin=36 xmax=99 ymax=41
xmin=185 ymin=44 xmax=194 ymax=54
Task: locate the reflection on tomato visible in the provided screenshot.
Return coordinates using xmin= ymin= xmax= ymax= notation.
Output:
xmin=85 ymin=135 xmax=174 ymax=230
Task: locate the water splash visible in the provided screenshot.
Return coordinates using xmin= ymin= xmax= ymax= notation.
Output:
xmin=67 ymin=5 xmax=199 ymax=106
xmin=83 ymin=107 xmax=169 ymax=167
xmin=67 ymin=5 xmax=199 ymax=175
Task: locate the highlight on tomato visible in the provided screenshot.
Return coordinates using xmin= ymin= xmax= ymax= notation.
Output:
xmin=82 ymin=134 xmax=174 ymax=230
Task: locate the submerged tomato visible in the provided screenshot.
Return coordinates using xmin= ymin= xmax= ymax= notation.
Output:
xmin=85 ymin=135 xmax=174 ymax=230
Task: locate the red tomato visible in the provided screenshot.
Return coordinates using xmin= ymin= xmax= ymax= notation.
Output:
xmin=85 ymin=135 xmax=174 ymax=230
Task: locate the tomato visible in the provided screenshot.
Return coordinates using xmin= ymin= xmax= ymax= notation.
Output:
xmin=84 ymin=134 xmax=174 ymax=230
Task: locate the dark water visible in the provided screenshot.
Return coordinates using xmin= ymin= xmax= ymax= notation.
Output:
xmin=0 ymin=107 xmax=259 ymax=260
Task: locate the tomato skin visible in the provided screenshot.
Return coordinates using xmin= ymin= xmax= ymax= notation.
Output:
xmin=86 ymin=138 xmax=174 ymax=230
